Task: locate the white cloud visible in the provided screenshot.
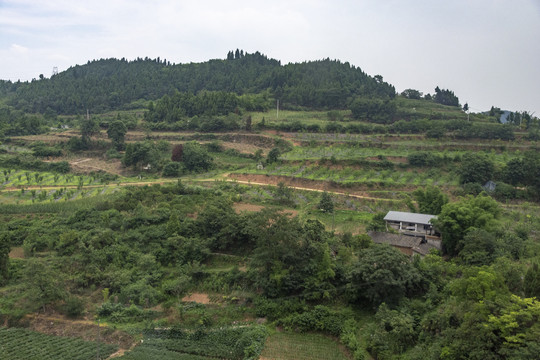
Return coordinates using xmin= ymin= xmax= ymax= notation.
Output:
xmin=10 ymin=43 xmax=29 ymax=53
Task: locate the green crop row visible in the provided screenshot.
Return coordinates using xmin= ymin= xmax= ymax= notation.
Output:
xmin=241 ymin=163 xmax=459 ymax=187
xmin=0 ymin=186 xmax=120 ymax=205
xmin=0 ymin=327 xmax=118 ymax=360
xmin=0 ymin=168 xmax=104 ymax=187
xmin=120 ymin=326 xmax=267 ymax=360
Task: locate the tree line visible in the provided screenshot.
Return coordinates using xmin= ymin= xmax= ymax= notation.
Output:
xmin=2 ymin=52 xmax=395 ymax=115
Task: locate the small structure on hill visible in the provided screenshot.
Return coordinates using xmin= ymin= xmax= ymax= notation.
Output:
xmin=368 ymin=211 xmax=442 ymax=257
xmin=483 ymin=180 xmax=497 ymax=192
xmin=383 ymin=211 xmax=438 ymax=238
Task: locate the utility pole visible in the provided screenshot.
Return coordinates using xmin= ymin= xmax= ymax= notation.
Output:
xmin=276 ymin=99 xmax=279 ymax=119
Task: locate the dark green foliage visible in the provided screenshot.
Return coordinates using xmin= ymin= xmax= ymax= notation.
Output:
xmin=250 ymin=216 xmax=335 ymax=299
xmin=30 ymin=143 xmax=63 ymax=157
xmin=0 ymin=154 xmax=70 ymax=173
xmin=459 ymin=152 xmax=494 ymax=185
xmin=459 ymin=228 xmax=497 ymax=265
xmin=0 ymin=107 xmax=47 ymax=136
xmin=347 ymin=244 xmax=424 ymax=306
xmin=206 ymin=140 xmax=223 ymax=153
xmin=407 ymin=151 xmax=442 ymax=167
xmin=493 ymin=182 xmax=518 ymax=200
xmin=122 ymin=140 xmax=164 ymax=170
xmin=504 ymin=158 xmax=525 ymax=186
xmin=0 ymin=232 xmax=9 ymax=285
xmin=182 ymin=141 xmax=213 ymax=172
xmin=274 ymin=182 xmax=294 ymax=206
xmin=266 ymin=147 xmax=280 ymax=164
xmin=350 ymin=98 xmax=396 ymax=123
xmin=327 ymin=110 xmax=344 ymax=121
xmin=367 ymin=212 xmax=386 ymax=231
xmin=456 ymin=123 xmax=514 ymax=140
xmin=524 ymin=263 xmax=540 ymax=298
xmin=318 ymin=192 xmax=334 ymax=213
xmin=145 ymin=91 xmax=242 ymax=123
xmin=434 ymin=193 xmax=500 ymax=256
xmin=107 ymin=119 xmax=128 ymax=150
xmin=124 ymin=326 xmax=268 ymax=360
xmin=400 ymin=89 xmax=423 ymax=99
xmin=22 ymin=258 xmax=67 ymax=311
xmin=413 ymin=186 xmax=448 ymax=214
xmin=171 ymin=144 xmax=183 ymax=162
xmin=63 ymin=296 xmax=85 ymax=318
xmin=6 ymin=54 xmax=394 ymax=115
xmin=97 ymin=303 xmax=158 ymax=323
xmin=425 ymin=126 xmax=445 ymax=138
xmin=162 ymin=161 xmax=181 ymax=177
xmin=79 ymin=115 xmax=100 ymax=145
xmin=367 ymin=303 xmax=418 ymax=356
xmin=276 ymin=305 xmax=351 ymax=336
xmin=433 ymin=86 xmax=459 ymax=107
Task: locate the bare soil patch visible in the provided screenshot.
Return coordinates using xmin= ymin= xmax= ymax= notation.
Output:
xmin=69 ymin=157 xmax=126 ymax=176
xmin=232 ymin=202 xmax=298 ymax=217
xmin=182 ymin=293 xmax=211 ymax=304
xmin=8 ymin=247 xmax=24 ymax=259
xmin=221 ymin=142 xmax=262 ymax=155
xmin=25 ymin=313 xmax=134 ymax=350
xmin=227 ymin=173 xmax=409 ymax=201
xmin=233 ymin=203 xmax=265 ymax=213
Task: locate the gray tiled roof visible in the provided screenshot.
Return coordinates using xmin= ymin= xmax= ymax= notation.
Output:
xmin=383 ymin=211 xmax=437 ymax=225
xmin=367 ymin=231 xmax=437 ymax=256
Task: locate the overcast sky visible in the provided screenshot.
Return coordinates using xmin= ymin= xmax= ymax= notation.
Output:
xmin=1 ymin=0 xmax=539 ymax=114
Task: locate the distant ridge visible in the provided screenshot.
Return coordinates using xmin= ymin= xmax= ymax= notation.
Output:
xmin=0 ymin=51 xmax=395 ymax=115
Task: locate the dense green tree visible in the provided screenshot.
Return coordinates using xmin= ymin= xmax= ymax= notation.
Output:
xmin=433 ymin=194 xmax=500 ymax=256
xmin=79 ymin=115 xmax=100 ymax=145
xmin=250 ymin=214 xmax=335 ymax=299
xmin=5 ymin=55 xmax=395 ymax=115
xmin=368 ymin=303 xmax=418 ymax=356
xmin=433 ymin=86 xmax=460 ymax=107
xmin=350 ymin=98 xmax=396 ymax=123
xmin=23 ymin=258 xmax=66 ymax=312
xmin=266 ymin=147 xmax=281 ymax=164
xmin=523 ymin=263 xmax=540 ymax=298
xmin=412 ymin=186 xmax=448 ymax=214
xmin=459 ymin=152 xmax=495 ymax=185
xmin=459 ymin=228 xmax=497 ymax=265
xmin=107 ymin=119 xmax=128 ymax=150
xmin=122 ymin=141 xmax=161 ymax=170
xmin=347 ymin=244 xmax=424 ymax=306
xmin=504 ymin=158 xmax=525 ymax=186
xmin=182 ymin=141 xmax=213 ymax=172
xmin=318 ymin=192 xmax=334 ymax=213
xmin=400 ymin=89 xmax=423 ymax=100
xmin=367 ymin=212 xmax=387 ymax=232
xmin=171 ymin=144 xmax=183 ymax=162
xmin=0 ymin=232 xmax=10 ymax=285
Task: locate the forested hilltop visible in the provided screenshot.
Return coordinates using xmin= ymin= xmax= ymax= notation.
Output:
xmin=0 ymin=51 xmax=394 ymax=115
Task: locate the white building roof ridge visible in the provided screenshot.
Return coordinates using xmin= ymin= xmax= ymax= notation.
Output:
xmin=383 ymin=211 xmax=437 ymax=225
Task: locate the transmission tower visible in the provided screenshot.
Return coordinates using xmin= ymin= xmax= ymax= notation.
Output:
xmin=52 ymin=67 xmax=58 ymax=76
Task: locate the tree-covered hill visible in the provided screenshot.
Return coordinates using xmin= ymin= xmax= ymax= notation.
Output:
xmin=1 ymin=51 xmax=395 ymax=115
